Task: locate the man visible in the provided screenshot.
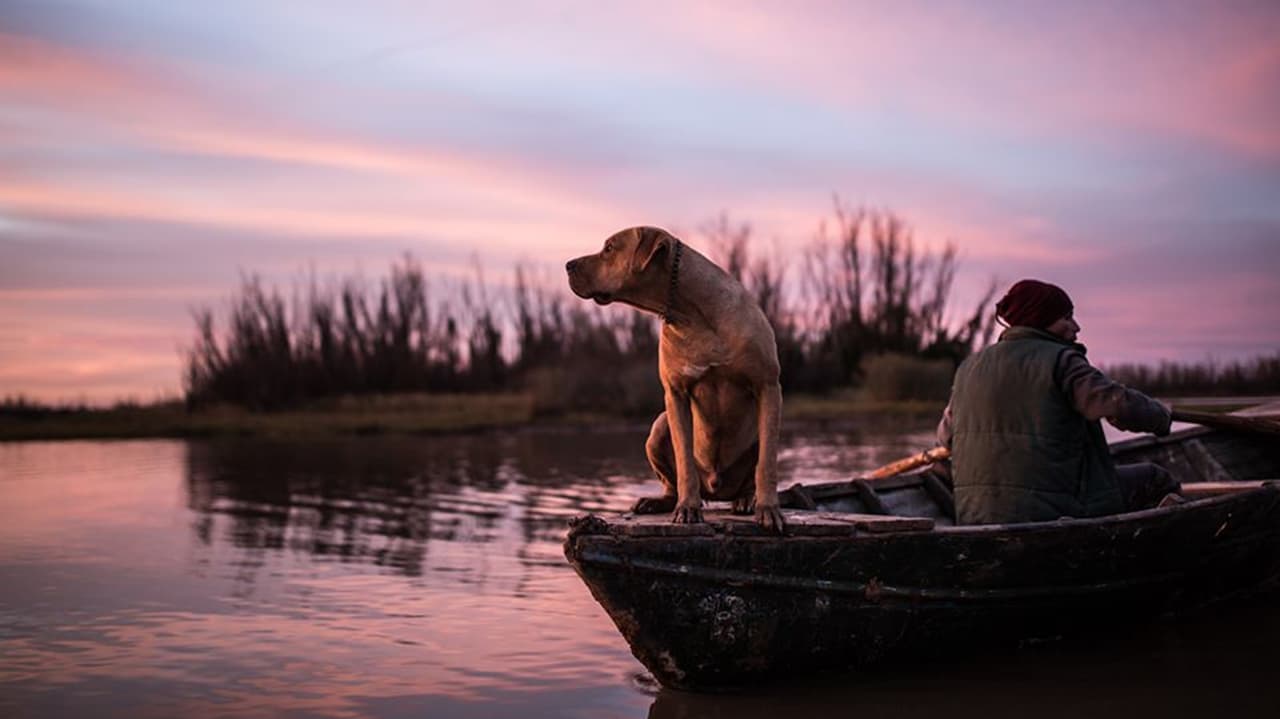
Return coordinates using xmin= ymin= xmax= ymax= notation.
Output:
xmin=938 ymin=279 xmax=1179 ymax=525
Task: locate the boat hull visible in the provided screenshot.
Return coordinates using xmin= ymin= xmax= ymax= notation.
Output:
xmin=566 ymin=486 xmax=1280 ymax=690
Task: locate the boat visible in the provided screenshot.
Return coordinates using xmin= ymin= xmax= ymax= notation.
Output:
xmin=563 ymin=413 xmax=1280 ymax=691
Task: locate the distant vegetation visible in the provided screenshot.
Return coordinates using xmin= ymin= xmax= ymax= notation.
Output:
xmin=176 ymin=203 xmax=1280 ymax=415
xmin=1105 ymin=355 xmax=1280 ymax=398
xmin=181 ymin=206 xmax=999 ymax=414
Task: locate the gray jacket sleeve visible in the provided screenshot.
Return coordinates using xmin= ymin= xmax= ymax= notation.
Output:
xmin=1056 ymin=350 xmax=1172 ymax=435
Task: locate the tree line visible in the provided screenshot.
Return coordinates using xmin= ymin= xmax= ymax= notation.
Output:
xmin=180 ymin=206 xmax=1278 ymax=414
xmin=1103 ymin=355 xmax=1280 ymax=398
xmin=184 ymin=207 xmax=997 ymax=412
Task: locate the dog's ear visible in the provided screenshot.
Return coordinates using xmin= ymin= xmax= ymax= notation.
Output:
xmin=631 ymin=226 xmax=672 ymax=274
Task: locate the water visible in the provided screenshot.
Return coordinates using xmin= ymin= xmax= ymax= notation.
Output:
xmin=1 ymin=426 xmax=1277 ymax=718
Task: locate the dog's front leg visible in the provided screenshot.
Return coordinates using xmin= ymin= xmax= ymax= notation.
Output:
xmin=753 ymin=381 xmax=784 ymax=531
xmin=665 ymin=387 xmax=702 ymax=524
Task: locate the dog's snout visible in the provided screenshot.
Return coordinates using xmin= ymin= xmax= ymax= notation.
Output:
xmin=565 ymin=258 xmax=579 ymax=274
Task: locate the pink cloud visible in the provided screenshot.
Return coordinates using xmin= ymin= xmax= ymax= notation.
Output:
xmin=625 ymin=3 xmax=1280 ymax=157
xmin=0 ymin=32 xmax=628 ymax=244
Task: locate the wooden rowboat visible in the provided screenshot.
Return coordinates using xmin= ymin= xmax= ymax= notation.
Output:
xmin=564 ymin=421 xmax=1280 ymax=691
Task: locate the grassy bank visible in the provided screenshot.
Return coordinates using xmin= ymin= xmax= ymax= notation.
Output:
xmin=0 ymin=393 xmax=537 ymax=442
xmin=1 ymin=391 xmax=948 ymax=442
xmin=6 ymin=391 xmax=1266 ymax=443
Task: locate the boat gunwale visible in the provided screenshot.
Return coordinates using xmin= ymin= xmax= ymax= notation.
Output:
xmin=568 ymin=481 xmax=1280 ymax=543
xmin=936 ymin=481 xmax=1279 ymax=536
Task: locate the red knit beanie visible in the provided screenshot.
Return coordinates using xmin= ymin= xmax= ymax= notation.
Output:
xmin=996 ymin=279 xmax=1073 ymax=329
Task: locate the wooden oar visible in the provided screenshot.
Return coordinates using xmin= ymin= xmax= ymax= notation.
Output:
xmin=864 ymin=408 xmax=1280 ymax=481
xmin=867 ymin=446 xmax=951 ymax=479
xmin=1170 ymin=408 xmax=1280 ymax=438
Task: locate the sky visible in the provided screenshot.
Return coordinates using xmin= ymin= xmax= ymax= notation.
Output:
xmin=2 ymin=0 xmax=1279 ymax=404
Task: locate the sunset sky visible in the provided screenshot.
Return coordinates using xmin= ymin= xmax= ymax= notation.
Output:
xmin=3 ymin=1 xmax=1279 ymax=403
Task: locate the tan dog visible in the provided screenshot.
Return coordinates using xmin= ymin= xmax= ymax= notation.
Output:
xmin=566 ymin=226 xmax=784 ymax=531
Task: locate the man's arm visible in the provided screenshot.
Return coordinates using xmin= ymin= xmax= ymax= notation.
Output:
xmin=1057 ymin=351 xmax=1172 ymax=435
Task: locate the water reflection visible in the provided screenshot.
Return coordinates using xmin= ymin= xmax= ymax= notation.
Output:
xmin=183 ymin=430 xmax=657 ymax=583
xmin=182 ymin=425 xmax=936 ymax=587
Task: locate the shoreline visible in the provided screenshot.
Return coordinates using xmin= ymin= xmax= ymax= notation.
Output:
xmin=3 ymin=392 xmax=1270 ymax=444
xmin=0 ymin=392 xmax=948 ymax=443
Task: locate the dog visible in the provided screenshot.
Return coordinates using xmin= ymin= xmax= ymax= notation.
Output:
xmin=565 ymin=226 xmax=784 ymax=531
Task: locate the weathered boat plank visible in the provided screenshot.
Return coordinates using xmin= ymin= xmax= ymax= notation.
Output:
xmin=850 ymin=480 xmax=889 ymax=515
xmin=597 ymin=509 xmax=933 ymax=537
xmin=1184 ymin=439 xmax=1235 ymax=482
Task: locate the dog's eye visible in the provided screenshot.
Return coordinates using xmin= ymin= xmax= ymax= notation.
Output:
xmin=603 ymin=243 xmax=613 ymax=254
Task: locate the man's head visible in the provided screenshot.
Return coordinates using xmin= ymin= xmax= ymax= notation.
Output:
xmin=996 ymin=279 xmax=1078 ymax=341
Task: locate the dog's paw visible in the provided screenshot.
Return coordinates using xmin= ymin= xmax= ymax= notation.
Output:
xmin=754 ymin=502 xmax=785 ymax=533
xmin=731 ymin=496 xmax=753 ymax=515
xmin=632 ymin=495 xmax=677 ymax=514
xmin=671 ymin=502 xmax=704 ymax=524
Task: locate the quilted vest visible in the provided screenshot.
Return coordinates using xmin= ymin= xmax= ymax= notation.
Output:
xmin=950 ymin=327 xmax=1121 ymax=524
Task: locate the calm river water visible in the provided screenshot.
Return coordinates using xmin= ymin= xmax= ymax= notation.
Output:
xmin=2 ymin=425 xmax=1277 ymax=718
